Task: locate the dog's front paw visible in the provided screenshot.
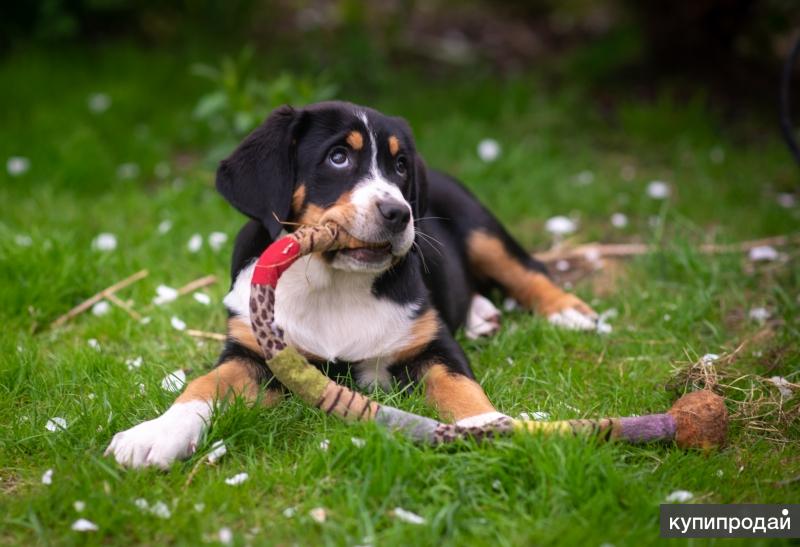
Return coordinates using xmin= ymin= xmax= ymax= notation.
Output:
xmin=104 ymin=401 xmax=211 ymax=469
xmin=465 ymin=294 xmax=502 ymax=340
xmin=540 ymin=293 xmax=598 ymax=331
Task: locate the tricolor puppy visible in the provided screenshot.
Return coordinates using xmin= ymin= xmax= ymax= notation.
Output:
xmin=106 ymin=101 xmax=598 ymax=468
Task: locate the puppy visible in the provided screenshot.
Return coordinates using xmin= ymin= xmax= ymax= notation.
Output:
xmin=106 ymin=101 xmax=597 ymax=468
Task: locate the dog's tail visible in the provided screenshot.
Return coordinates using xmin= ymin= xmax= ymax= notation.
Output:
xmin=780 ymin=33 xmax=800 ymax=168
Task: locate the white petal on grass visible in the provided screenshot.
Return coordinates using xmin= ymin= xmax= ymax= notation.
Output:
xmin=207 ymin=440 xmax=227 ymax=464
xmin=87 ymin=93 xmax=111 ymax=113
xmin=748 ymin=245 xmax=779 ymax=262
xmin=160 ymin=369 xmax=186 ymax=392
xmin=575 ymin=170 xmax=594 ymax=185
xmin=170 ymin=316 xmax=186 ymax=331
xmin=701 ymin=353 xmax=719 ymax=364
xmin=87 ymin=338 xmax=100 ymax=350
xmin=646 ymin=180 xmax=671 ymax=200
xmin=46 ymin=417 xmax=68 ymax=432
xmin=14 ymin=234 xmax=33 ymax=247
xmin=194 ymin=503 xmax=205 ymax=512
xmin=193 ymin=292 xmax=211 ymax=305
xmin=153 ymin=284 xmax=178 ymax=305
xmin=157 ymin=219 xmax=173 ymax=234
xmin=41 ymin=468 xmax=53 ymax=485
xmin=282 ymin=507 xmax=296 ymax=518
xmin=610 ymin=212 xmax=628 ymax=228
xmin=492 ymin=479 xmax=502 ymax=491
xmin=544 ymin=215 xmax=577 ymax=236
xmin=125 ymin=356 xmax=143 ymax=370
xmin=116 ymin=163 xmax=140 ymax=180
xmin=351 ymin=437 xmax=365 ymax=448
xmin=309 ymin=507 xmax=327 ymax=523
xmin=502 ymin=297 xmax=518 ymax=311
xmin=319 ymin=439 xmax=330 ymax=451
xmin=519 ymin=411 xmax=550 ymax=421
xmin=748 ymin=307 xmax=770 ymax=323
xmin=91 ymin=300 xmax=111 ymax=316
xmin=7 ymin=156 xmax=30 ymax=176
xmin=391 ymin=507 xmax=426 ymax=525
xmin=150 ymin=501 xmax=171 ymax=519
xmin=71 ymin=518 xmax=98 ymax=532
xmin=768 ymin=376 xmax=794 ymax=398
xmin=208 ymin=231 xmax=228 ymax=251
xmin=187 ymin=233 xmax=203 ymax=253
xmin=225 ymin=472 xmax=249 ymax=486
xmin=777 ymin=193 xmax=796 ymax=208
xmin=476 ymin=139 xmax=501 ymax=162
xmin=91 ymin=233 xmax=117 ymax=252
xmin=218 ymin=527 xmax=233 ymax=545
xmin=555 ymin=259 xmax=570 ymax=272
xmin=74 ymin=501 xmax=85 ymax=512
xmin=665 ymin=490 xmax=693 ymax=503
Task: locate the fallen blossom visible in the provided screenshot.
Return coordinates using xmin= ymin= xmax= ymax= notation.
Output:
xmin=153 ymin=284 xmax=178 ymax=305
xmin=207 ymin=440 xmax=227 ymax=464
xmin=219 ymin=527 xmax=233 ymax=545
xmin=283 ymin=507 xmax=296 ymax=518
xmin=519 ymin=411 xmax=550 ymax=421
xmin=125 ymin=356 xmax=143 ymax=370
xmin=555 ymin=259 xmax=570 ymax=272
xmin=160 ymin=369 xmax=186 ymax=392
xmin=137 ymin=383 xmax=146 ymax=395
xmin=476 ymin=139 xmax=500 ymax=162
xmin=225 ymin=472 xmax=249 ymax=486
xmin=492 ymin=479 xmax=502 ymax=491
xmin=544 ymin=215 xmax=577 ymax=236
xmin=701 ymin=354 xmax=719 ymax=364
xmin=715 ymin=470 xmax=724 ymax=478
xmin=575 ymin=170 xmax=594 ymax=185
xmin=42 ymin=468 xmax=53 ymax=485
xmin=646 ymin=181 xmax=671 ymax=199
xmin=502 ymin=298 xmax=518 ymax=311
xmin=116 ymin=163 xmax=140 ymax=180
xmin=610 ymin=212 xmax=628 ymax=228
xmin=748 ymin=245 xmax=779 ymax=262
xmin=309 ymin=507 xmax=327 ymax=523
xmin=193 ymin=292 xmax=211 ymax=305
xmin=391 ymin=507 xmax=425 ymax=525
xmin=74 ymin=501 xmax=85 ymax=512
xmin=208 ymin=231 xmax=228 ymax=251
xmin=150 ymin=501 xmax=171 ymax=519
xmin=87 ymin=93 xmax=111 ymax=113
xmin=88 ymin=338 xmax=100 ymax=350
xmin=91 ymin=300 xmax=111 ymax=316
xmin=46 ymin=417 xmax=68 ymax=432
xmin=140 ymin=316 xmax=151 ymax=325
xmin=351 ymin=437 xmax=365 ymax=448
xmin=748 ymin=307 xmax=770 ymax=323
xmin=505 ymin=357 xmax=513 ymax=365
xmin=187 ymin=233 xmax=203 ymax=253
xmin=583 ymin=247 xmax=602 ymax=264
xmin=194 ymin=503 xmax=205 ymax=512
xmin=91 ymin=233 xmax=117 ymax=252
xmin=170 ymin=316 xmax=186 ymax=331
xmin=71 ymin=518 xmax=98 ymax=532
xmin=136 ymin=498 xmax=151 ymax=512
xmin=665 ymin=490 xmax=693 ymax=503
xmin=768 ymin=376 xmax=794 ymax=398
xmin=14 ymin=234 xmax=33 ymax=246
xmin=7 ymin=156 xmax=30 ymax=176
xmin=777 ymin=193 xmax=796 ymax=208
xmin=319 ymin=439 xmax=330 ymax=451
xmin=157 ymin=219 xmax=173 ymax=234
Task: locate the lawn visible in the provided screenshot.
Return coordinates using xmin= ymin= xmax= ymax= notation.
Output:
xmin=1 ymin=42 xmax=798 ymax=546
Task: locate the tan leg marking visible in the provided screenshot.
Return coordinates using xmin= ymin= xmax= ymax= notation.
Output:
xmin=176 ymin=359 xmax=282 ymax=407
xmin=422 ymin=364 xmax=497 ymax=422
xmin=392 ymin=308 xmax=440 ymax=362
xmin=466 ymin=230 xmax=594 ymax=316
xmin=347 ymin=131 xmax=364 ymax=150
xmin=388 ymin=135 xmax=400 ymax=156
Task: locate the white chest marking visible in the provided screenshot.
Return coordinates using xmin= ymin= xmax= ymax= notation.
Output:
xmin=224 ymin=257 xmax=421 ymax=369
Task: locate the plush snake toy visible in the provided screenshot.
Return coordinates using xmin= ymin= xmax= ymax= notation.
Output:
xmin=250 ymin=223 xmax=728 ymax=448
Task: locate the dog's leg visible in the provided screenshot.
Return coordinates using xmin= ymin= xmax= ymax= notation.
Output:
xmin=467 ymin=230 xmax=597 ymax=330
xmin=421 ymin=363 xmax=507 ymax=426
xmin=106 ymin=320 xmax=281 ymax=469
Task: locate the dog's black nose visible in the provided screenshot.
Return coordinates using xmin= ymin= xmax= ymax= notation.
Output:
xmin=376 ymin=200 xmax=411 ymax=233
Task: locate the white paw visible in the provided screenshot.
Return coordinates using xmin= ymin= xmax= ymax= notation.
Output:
xmin=104 ymin=401 xmax=211 ymax=469
xmin=548 ymin=307 xmax=597 ymax=331
xmin=465 ymin=294 xmax=501 ymax=340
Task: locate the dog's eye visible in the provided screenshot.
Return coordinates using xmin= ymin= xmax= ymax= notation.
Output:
xmin=328 ymin=147 xmax=350 ymax=168
xmin=395 ymin=155 xmax=408 ymax=176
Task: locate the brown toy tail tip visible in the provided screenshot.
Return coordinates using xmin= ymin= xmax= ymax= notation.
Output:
xmin=668 ymin=390 xmax=728 ymax=449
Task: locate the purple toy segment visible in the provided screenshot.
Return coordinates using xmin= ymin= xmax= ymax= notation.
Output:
xmin=617 ymin=413 xmax=676 ymax=443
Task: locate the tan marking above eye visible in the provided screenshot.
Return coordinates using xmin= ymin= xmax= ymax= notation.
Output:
xmin=388 ymin=135 xmax=400 ymax=156
xmin=347 ymin=131 xmax=364 ymax=150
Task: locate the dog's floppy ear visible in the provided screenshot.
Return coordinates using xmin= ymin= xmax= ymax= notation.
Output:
xmin=409 ymin=153 xmax=429 ymax=221
xmin=216 ymin=105 xmax=305 ymax=240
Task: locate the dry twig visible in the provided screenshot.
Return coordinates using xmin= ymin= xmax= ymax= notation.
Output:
xmin=51 ymin=270 xmax=149 ymax=328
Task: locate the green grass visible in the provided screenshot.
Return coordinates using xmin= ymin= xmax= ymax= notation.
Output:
xmin=1 ymin=42 xmax=798 ymax=546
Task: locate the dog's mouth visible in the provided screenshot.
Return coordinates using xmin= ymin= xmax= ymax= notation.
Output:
xmin=337 ymin=241 xmax=392 ymax=263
